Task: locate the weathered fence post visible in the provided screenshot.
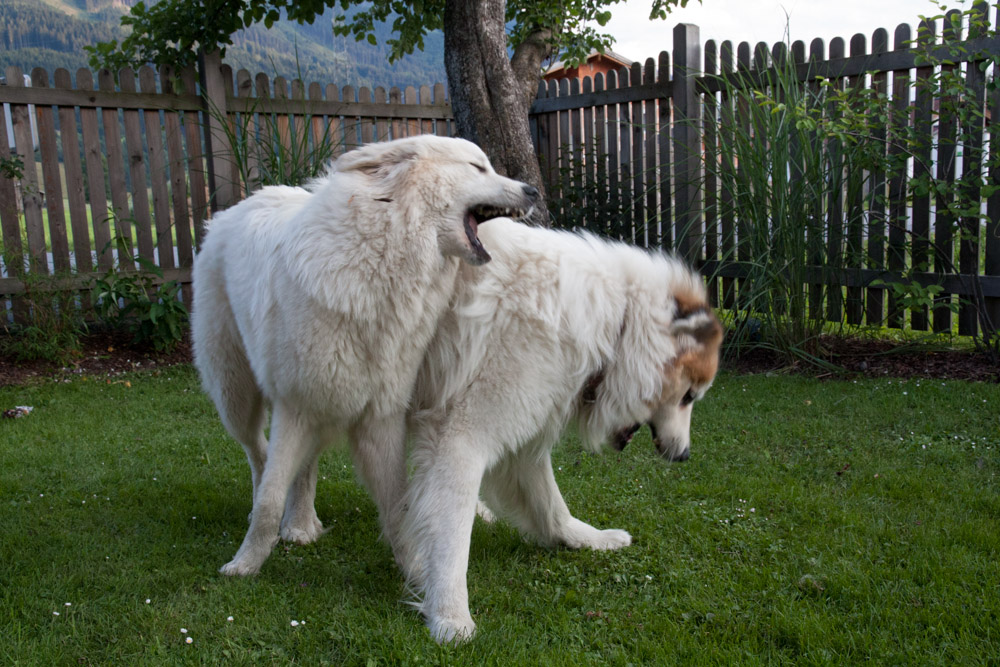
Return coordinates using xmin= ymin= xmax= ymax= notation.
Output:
xmin=672 ymin=23 xmax=702 ymax=264
xmin=199 ymin=50 xmax=237 ymax=213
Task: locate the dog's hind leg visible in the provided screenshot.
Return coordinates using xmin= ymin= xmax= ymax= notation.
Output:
xmin=193 ymin=283 xmax=268 ymax=510
xmin=349 ymin=412 xmax=407 ymax=554
xmin=481 ymin=449 xmax=631 ymax=551
xmin=221 ymin=402 xmax=317 ymax=576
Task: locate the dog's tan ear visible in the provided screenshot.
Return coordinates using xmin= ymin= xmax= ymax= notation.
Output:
xmin=670 ymin=298 xmax=724 ymax=386
xmin=669 ymin=297 xmax=724 ymax=349
xmin=333 ymin=141 xmax=419 ymax=177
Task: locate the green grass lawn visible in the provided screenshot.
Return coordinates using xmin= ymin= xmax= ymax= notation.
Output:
xmin=1 ymin=366 xmax=997 ymax=664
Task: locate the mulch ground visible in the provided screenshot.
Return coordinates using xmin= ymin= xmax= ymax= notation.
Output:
xmin=0 ymin=330 xmax=997 ymax=387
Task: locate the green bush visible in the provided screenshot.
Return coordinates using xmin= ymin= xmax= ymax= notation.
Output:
xmin=90 ymin=238 xmax=189 ymax=352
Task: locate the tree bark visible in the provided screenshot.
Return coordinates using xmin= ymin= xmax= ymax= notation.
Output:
xmin=443 ymin=0 xmax=552 ymax=225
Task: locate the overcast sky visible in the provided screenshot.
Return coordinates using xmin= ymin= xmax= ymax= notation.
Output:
xmin=604 ymin=0 xmax=959 ymax=62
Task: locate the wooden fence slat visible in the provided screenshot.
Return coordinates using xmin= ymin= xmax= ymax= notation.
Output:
xmin=7 ymin=67 xmax=48 ymax=275
xmin=180 ymin=67 xmax=208 ymax=250
xmin=374 ymin=86 xmax=391 ymax=142
xmin=76 ymin=69 xmax=113 ymax=269
xmin=807 ymin=38 xmax=827 ymax=319
xmin=615 ymin=69 xmax=632 ymax=241
xmin=886 ymin=25 xmax=913 ymax=330
xmin=53 ymin=68 xmax=92 ymax=271
xmin=582 ymin=76 xmax=596 ymax=233
xmin=570 ymin=77 xmax=584 ymax=229
xmin=933 ymin=13 xmax=961 ymax=332
xmin=656 ymin=51 xmax=674 ymax=250
xmin=986 ymin=8 xmax=1000 ymax=331
xmin=717 ymin=43 xmax=734 ymax=306
xmin=199 ymin=51 xmax=236 ymax=213
xmin=405 ymin=86 xmax=419 ymax=137
xmin=825 ymin=37 xmax=846 ymax=324
xmin=643 ymin=58 xmax=658 ymax=250
xmin=97 ymin=68 xmax=131 ymax=260
xmin=593 ymin=73 xmax=609 ymax=239
xmin=118 ymin=68 xmax=155 ymax=263
xmin=219 ymin=66 xmax=242 ymax=199
xmin=235 ymin=69 xmax=259 ymax=192
xmin=359 ymin=86 xmax=375 ymax=145
xmin=533 ymin=80 xmax=550 ymax=204
xmin=161 ymin=66 xmax=193 ymax=271
xmin=910 ymin=19 xmax=936 ymax=331
xmin=0 ymin=69 xmax=24 ymax=283
xmin=605 ymin=71 xmax=620 ymax=239
xmin=290 ymin=79 xmax=308 ymax=161
xmin=326 ymin=84 xmax=345 ymax=156
xmin=433 ymin=83 xmax=449 ymax=137
xmin=844 ymin=35 xmax=867 ymax=325
xmin=866 ymin=30 xmax=888 ymax=325
xmin=388 ymin=87 xmax=403 ymax=142
xmin=140 ymin=67 xmax=175 ymax=270
xmin=558 ymin=78 xmax=572 ymax=227
xmin=630 ymin=62 xmax=645 ymax=245
xmin=343 ymin=85 xmax=358 ymax=148
xmin=735 ymin=42 xmax=752 ymax=307
xmin=254 ymin=72 xmax=276 ymax=187
xmin=673 ymin=23 xmax=703 ymax=263
xmin=308 ymin=82 xmax=327 ymax=163
xmin=703 ymin=42 xmax=718 ymax=305
xmin=543 ymin=79 xmax=560 ymax=217
xmin=31 ymin=68 xmax=70 ymax=274
xmin=273 ymin=76 xmax=292 ymax=162
xmin=958 ymin=3 xmax=989 ymax=336
xmin=420 ymin=85 xmax=434 ymax=136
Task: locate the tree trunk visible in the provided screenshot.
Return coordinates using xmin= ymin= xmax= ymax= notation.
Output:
xmin=443 ymin=0 xmax=552 ymax=225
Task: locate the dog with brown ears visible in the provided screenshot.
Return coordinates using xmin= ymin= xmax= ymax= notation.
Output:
xmin=397 ymin=218 xmax=723 ymax=642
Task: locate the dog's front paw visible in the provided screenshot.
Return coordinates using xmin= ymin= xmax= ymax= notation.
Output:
xmin=588 ymin=528 xmax=632 ymax=550
xmin=428 ymin=614 xmax=476 ymax=644
xmin=219 ymin=558 xmax=261 ymax=577
xmin=560 ymin=518 xmax=632 ymax=550
xmin=279 ymin=516 xmax=325 ymax=545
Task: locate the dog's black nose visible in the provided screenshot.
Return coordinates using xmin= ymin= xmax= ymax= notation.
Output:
xmin=522 ymin=184 xmax=540 ymax=200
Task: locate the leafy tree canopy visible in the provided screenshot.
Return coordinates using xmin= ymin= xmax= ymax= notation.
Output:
xmin=87 ymin=0 xmax=695 ymax=73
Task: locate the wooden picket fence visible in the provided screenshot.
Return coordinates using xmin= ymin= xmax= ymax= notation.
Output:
xmin=531 ymin=11 xmax=1000 ymax=336
xmin=0 ymin=51 xmax=451 ymax=319
xmin=2 ymin=14 xmax=1000 ymax=336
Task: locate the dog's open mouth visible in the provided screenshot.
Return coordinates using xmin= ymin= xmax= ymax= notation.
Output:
xmin=464 ymin=204 xmax=528 ymax=264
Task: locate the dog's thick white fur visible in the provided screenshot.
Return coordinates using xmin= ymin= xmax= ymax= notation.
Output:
xmin=191 ymin=136 xmax=538 ymax=577
xmin=397 ymin=218 xmax=723 ymax=642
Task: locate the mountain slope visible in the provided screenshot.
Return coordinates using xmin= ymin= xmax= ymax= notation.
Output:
xmin=0 ymin=1 xmax=447 ymax=91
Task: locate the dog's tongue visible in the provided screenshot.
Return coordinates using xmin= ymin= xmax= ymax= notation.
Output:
xmin=465 ymin=212 xmax=491 ymax=265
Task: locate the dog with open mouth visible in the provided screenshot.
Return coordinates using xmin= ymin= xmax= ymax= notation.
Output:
xmin=192 ymin=135 xmax=538 ymax=578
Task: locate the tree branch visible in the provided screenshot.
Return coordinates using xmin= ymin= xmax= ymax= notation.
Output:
xmin=510 ymin=27 xmax=554 ymax=110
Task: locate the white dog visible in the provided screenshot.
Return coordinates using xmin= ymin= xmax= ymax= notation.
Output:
xmin=397 ymin=218 xmax=723 ymax=642
xmin=191 ymin=136 xmax=538 ymax=577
